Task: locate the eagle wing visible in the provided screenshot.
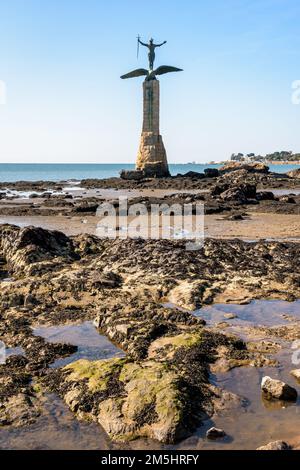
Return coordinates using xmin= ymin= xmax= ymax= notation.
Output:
xmin=154 ymin=66 xmax=183 ymax=76
xmin=120 ymin=68 xmax=148 ymax=79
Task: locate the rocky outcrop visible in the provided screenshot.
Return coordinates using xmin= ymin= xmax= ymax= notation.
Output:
xmin=219 ymin=162 xmax=269 ymax=174
xmin=0 ymin=225 xmax=78 ymax=275
xmin=211 ymin=182 xmax=257 ymax=204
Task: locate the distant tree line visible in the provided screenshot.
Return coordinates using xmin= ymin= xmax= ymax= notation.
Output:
xmin=231 ymin=151 xmax=300 ymax=162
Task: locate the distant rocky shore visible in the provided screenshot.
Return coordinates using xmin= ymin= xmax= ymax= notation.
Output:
xmin=0 ymin=163 xmax=299 ymax=219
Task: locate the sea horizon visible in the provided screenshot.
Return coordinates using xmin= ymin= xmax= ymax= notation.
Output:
xmin=0 ymin=162 xmax=299 ymax=183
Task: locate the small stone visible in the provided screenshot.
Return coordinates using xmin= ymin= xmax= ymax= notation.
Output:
xmin=216 ymin=322 xmax=230 ymax=329
xmin=223 ymin=313 xmax=238 ymax=320
xmin=261 ymin=376 xmax=297 ymax=401
xmin=290 ymin=369 xmax=300 ymax=381
xmin=257 ymin=440 xmax=290 ymax=451
xmin=206 ymin=427 xmax=226 ymax=439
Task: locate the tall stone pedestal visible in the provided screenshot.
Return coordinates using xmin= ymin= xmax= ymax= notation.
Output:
xmin=136 ymin=80 xmax=170 ymax=177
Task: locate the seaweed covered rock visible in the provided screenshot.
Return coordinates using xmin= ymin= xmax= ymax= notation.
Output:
xmin=44 ymin=327 xmax=249 ymax=443
xmin=56 ymin=358 xmax=185 ymax=442
xmin=0 ymin=356 xmax=41 ymax=427
xmin=0 ymin=225 xmax=78 ymax=275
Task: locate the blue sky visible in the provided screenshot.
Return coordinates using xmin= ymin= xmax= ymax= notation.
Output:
xmin=0 ymin=0 xmax=299 ymax=163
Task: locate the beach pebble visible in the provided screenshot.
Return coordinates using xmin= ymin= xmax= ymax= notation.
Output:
xmin=261 ymin=376 xmax=297 ymax=401
xmin=206 ymin=427 xmax=226 ymax=439
xmin=257 ymin=440 xmax=290 ymax=451
xmin=223 ymin=313 xmax=238 ymax=320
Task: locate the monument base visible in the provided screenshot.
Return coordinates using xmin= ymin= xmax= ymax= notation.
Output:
xmin=136 ymin=131 xmax=170 ymax=177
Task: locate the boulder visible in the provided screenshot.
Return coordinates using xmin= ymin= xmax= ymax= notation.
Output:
xmin=0 ymin=225 xmax=78 ymax=273
xmin=261 ymin=376 xmax=297 ymax=401
xmin=220 ymin=162 xmax=269 ymax=174
xmin=219 ymin=183 xmax=257 ymax=203
xmin=257 ymin=440 xmax=290 ymax=451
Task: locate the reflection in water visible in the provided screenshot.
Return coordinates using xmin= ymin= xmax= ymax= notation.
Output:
xmin=194 ymin=299 xmax=300 ymax=327
xmin=0 ymin=394 xmax=110 ymax=450
xmin=33 ymin=321 xmax=125 ymax=368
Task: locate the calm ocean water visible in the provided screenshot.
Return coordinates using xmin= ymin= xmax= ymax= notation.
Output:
xmin=0 ymin=163 xmax=299 ymax=183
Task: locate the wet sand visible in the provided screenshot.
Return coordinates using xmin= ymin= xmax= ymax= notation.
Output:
xmin=1 ymin=212 xmax=300 ymax=241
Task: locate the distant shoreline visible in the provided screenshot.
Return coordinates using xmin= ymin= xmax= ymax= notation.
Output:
xmin=265 ymin=160 xmax=300 ymax=165
xmin=220 ymin=160 xmax=300 ymax=166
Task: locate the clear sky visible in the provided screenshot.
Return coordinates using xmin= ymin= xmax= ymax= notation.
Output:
xmin=0 ymin=0 xmax=299 ymax=163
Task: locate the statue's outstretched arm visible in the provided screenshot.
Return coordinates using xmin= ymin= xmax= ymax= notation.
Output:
xmin=138 ymin=39 xmax=148 ymax=48
xmin=155 ymin=41 xmax=167 ymax=47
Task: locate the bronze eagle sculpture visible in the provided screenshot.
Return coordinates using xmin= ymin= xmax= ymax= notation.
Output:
xmin=121 ymin=65 xmax=183 ymax=81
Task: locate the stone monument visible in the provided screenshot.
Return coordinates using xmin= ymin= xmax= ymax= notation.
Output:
xmin=120 ymin=37 xmax=183 ymax=178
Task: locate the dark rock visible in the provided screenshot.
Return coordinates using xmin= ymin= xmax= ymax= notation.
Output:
xmin=204 ymin=168 xmax=219 ymax=178
xmin=143 ymin=162 xmax=170 ymax=178
xmin=73 ymin=204 xmax=99 ymax=213
xmin=181 ymin=171 xmax=205 ymax=179
xmin=120 ymin=170 xmax=144 ymax=181
xmin=206 ymin=427 xmax=226 ymax=439
xmin=256 ymin=191 xmax=275 ymax=201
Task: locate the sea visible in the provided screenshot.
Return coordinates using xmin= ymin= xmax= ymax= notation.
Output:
xmin=0 ymin=163 xmax=299 ymax=183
